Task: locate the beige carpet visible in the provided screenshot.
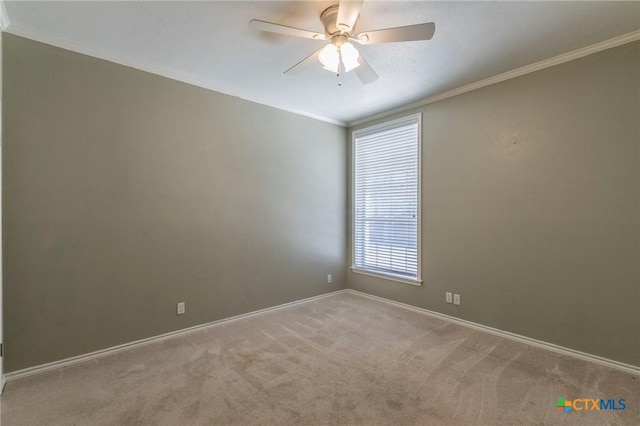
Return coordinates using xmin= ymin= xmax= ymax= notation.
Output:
xmin=1 ymin=292 xmax=638 ymax=425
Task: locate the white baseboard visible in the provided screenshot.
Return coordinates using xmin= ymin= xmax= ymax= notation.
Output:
xmin=5 ymin=287 xmax=637 ymax=383
xmin=4 ymin=290 xmax=348 ymax=382
xmin=346 ymin=289 xmax=639 ymax=376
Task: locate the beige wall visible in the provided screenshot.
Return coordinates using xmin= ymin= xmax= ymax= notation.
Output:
xmin=3 ymin=32 xmax=638 ymax=373
xmin=348 ymin=42 xmax=640 ymax=366
xmin=2 ymin=34 xmax=347 ymax=372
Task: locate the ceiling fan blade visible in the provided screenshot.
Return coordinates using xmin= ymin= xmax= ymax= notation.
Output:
xmin=336 ymin=0 xmax=364 ymax=32
xmin=284 ymin=48 xmax=324 ymax=75
xmin=356 ymin=22 xmax=435 ymax=44
xmin=249 ymin=19 xmax=326 ymax=41
xmin=354 ymin=56 xmax=378 ymax=84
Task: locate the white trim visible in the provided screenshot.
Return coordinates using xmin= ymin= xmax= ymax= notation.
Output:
xmin=345 ymin=289 xmax=640 ymax=376
xmin=352 ymin=113 xmax=420 ymax=138
xmin=5 ymin=288 xmax=637 ymax=382
xmin=4 ymin=23 xmax=638 ymax=130
xmin=3 ymin=25 xmax=346 ymax=127
xmin=351 ymin=267 xmax=422 ymax=287
xmin=0 ymin=1 xmax=9 ymax=32
xmin=351 ymin=113 xmax=423 ymax=285
xmin=348 ymin=30 xmax=640 ymax=128
xmin=416 ymin=112 xmax=422 ymax=283
xmin=4 ymin=290 xmax=347 ymax=382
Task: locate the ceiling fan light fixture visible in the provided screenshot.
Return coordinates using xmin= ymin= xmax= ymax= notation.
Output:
xmin=319 ymin=41 xmax=361 ymax=74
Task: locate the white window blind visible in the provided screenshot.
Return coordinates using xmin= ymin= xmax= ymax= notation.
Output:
xmin=353 ymin=115 xmax=421 ymax=282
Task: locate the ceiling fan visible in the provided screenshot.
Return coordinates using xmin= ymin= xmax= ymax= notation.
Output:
xmin=249 ymin=0 xmax=435 ymax=85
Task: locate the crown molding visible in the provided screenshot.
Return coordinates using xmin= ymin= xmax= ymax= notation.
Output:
xmin=348 ymin=29 xmax=640 ymax=128
xmin=4 ymin=21 xmax=638 ymax=130
xmin=0 ymin=1 xmax=9 ymax=32
xmin=3 ymin=24 xmax=346 ymax=127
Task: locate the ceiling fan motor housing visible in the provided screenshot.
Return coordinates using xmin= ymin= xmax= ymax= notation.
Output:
xmin=321 ymin=4 xmax=349 ymax=36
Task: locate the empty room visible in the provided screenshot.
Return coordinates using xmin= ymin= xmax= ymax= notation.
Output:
xmin=0 ymin=1 xmax=639 ymax=425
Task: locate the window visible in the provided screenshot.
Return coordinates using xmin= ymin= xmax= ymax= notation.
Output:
xmin=352 ymin=114 xmax=421 ymax=285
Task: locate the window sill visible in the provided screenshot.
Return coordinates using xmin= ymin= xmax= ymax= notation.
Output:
xmin=350 ymin=267 xmax=423 ymax=287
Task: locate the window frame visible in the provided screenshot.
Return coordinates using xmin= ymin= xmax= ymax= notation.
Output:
xmin=351 ymin=113 xmax=423 ymax=286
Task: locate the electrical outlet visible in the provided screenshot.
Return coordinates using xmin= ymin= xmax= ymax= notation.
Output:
xmin=177 ymin=302 xmax=185 ymax=315
xmin=453 ymin=294 xmax=461 ymax=306
xmin=327 ymin=274 xmax=332 ymax=283
xmin=445 ymin=292 xmax=453 ymax=303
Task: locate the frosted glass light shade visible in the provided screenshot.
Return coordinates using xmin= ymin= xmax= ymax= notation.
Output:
xmin=319 ymin=44 xmax=339 ymax=73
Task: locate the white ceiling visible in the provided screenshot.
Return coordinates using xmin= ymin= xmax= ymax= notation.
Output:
xmin=3 ymin=1 xmax=640 ymax=125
